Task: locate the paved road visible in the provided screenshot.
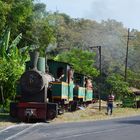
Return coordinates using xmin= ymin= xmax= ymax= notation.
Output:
xmin=0 ymin=115 xmax=140 ymax=140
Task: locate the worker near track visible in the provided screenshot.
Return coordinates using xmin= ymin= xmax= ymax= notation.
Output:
xmin=107 ymin=93 xmax=115 ymax=115
xmin=85 ymin=77 xmax=93 ymax=90
xmin=67 ymin=66 xmax=74 ymax=84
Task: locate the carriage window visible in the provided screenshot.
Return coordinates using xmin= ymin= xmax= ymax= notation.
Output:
xmin=57 ymin=67 xmax=64 ymax=79
xmin=75 ymin=76 xmax=82 ymax=85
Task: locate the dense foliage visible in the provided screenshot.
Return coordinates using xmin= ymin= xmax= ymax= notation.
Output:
xmin=106 ymin=74 xmax=130 ymax=100
xmin=0 ymin=29 xmax=28 ymax=111
xmin=1 ymin=0 xmax=140 ymax=111
xmin=54 ymin=48 xmax=99 ymax=77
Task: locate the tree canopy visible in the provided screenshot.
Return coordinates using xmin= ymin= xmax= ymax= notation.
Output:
xmin=54 ymin=48 xmax=99 ymax=77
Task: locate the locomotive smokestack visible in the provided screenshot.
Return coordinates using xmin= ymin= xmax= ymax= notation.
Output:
xmin=29 ymin=51 xmax=39 ymax=69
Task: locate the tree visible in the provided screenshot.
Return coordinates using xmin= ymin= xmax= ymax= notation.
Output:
xmin=0 ymin=1 xmax=10 ymax=33
xmin=0 ymin=0 xmax=33 ymax=37
xmin=46 ymin=13 xmax=84 ymax=54
xmin=20 ymin=3 xmax=56 ymax=56
xmin=54 ymin=48 xmax=99 ymax=77
xmin=106 ymin=74 xmax=129 ymax=100
xmin=30 ymin=18 xmax=56 ymax=56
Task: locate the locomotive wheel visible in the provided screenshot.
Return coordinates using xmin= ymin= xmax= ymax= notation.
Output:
xmin=70 ymin=101 xmax=77 ymax=112
xmin=47 ymin=109 xmax=57 ymax=120
xmin=25 ymin=114 xmax=31 ymax=123
xmin=58 ymin=108 xmax=64 ymax=115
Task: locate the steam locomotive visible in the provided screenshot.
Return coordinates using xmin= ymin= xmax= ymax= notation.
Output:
xmin=10 ymin=51 xmax=94 ymax=122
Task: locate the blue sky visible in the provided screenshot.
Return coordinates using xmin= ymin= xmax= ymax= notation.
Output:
xmin=38 ymin=0 xmax=140 ymax=30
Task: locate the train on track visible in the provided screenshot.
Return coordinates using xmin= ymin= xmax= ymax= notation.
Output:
xmin=10 ymin=51 xmax=95 ymax=122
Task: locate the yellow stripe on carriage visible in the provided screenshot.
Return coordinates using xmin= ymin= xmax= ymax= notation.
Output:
xmin=51 ymin=82 xmax=68 ymax=86
xmin=78 ymin=87 xmax=86 ymax=90
xmin=52 ymin=96 xmax=68 ymax=99
xmin=74 ymin=95 xmax=85 ymax=98
xmin=68 ymin=98 xmax=73 ymax=101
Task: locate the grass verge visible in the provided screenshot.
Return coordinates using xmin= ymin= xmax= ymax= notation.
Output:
xmin=51 ymin=106 xmax=140 ymax=123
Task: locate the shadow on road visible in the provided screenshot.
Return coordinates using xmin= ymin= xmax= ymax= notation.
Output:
xmin=117 ymin=120 xmax=140 ymax=125
xmin=0 ymin=113 xmax=18 ymax=123
xmin=0 ymin=113 xmax=51 ymax=124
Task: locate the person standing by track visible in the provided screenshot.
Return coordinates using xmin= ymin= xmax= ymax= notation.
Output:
xmin=106 ymin=93 xmax=115 ymax=115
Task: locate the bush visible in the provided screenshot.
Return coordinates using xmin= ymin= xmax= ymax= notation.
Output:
xmin=0 ymin=29 xmax=28 ymax=111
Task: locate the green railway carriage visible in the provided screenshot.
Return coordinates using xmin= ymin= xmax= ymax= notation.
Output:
xmin=73 ymin=73 xmax=86 ymax=101
xmin=51 ymin=81 xmax=74 ymax=101
xmin=73 ymin=73 xmax=94 ymax=102
xmin=47 ymin=59 xmax=70 ymax=82
xmin=73 ymin=86 xmax=86 ymax=101
xmin=85 ymin=89 xmax=93 ymax=101
xmin=68 ymin=82 xmax=74 ymax=101
xmin=74 ymin=73 xmax=85 ymax=87
xmin=47 ymin=59 xmax=74 ymax=102
xmin=51 ymin=81 xmax=69 ymax=100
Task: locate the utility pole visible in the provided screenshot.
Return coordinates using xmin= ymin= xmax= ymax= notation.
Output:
xmin=124 ymin=28 xmax=130 ymax=81
xmin=90 ymin=46 xmax=102 ymax=111
xmin=124 ymin=28 xmax=135 ymax=81
xmin=98 ymin=46 xmax=102 ymax=111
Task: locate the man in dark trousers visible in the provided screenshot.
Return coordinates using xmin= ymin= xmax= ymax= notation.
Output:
xmin=107 ymin=93 xmax=115 ymax=115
